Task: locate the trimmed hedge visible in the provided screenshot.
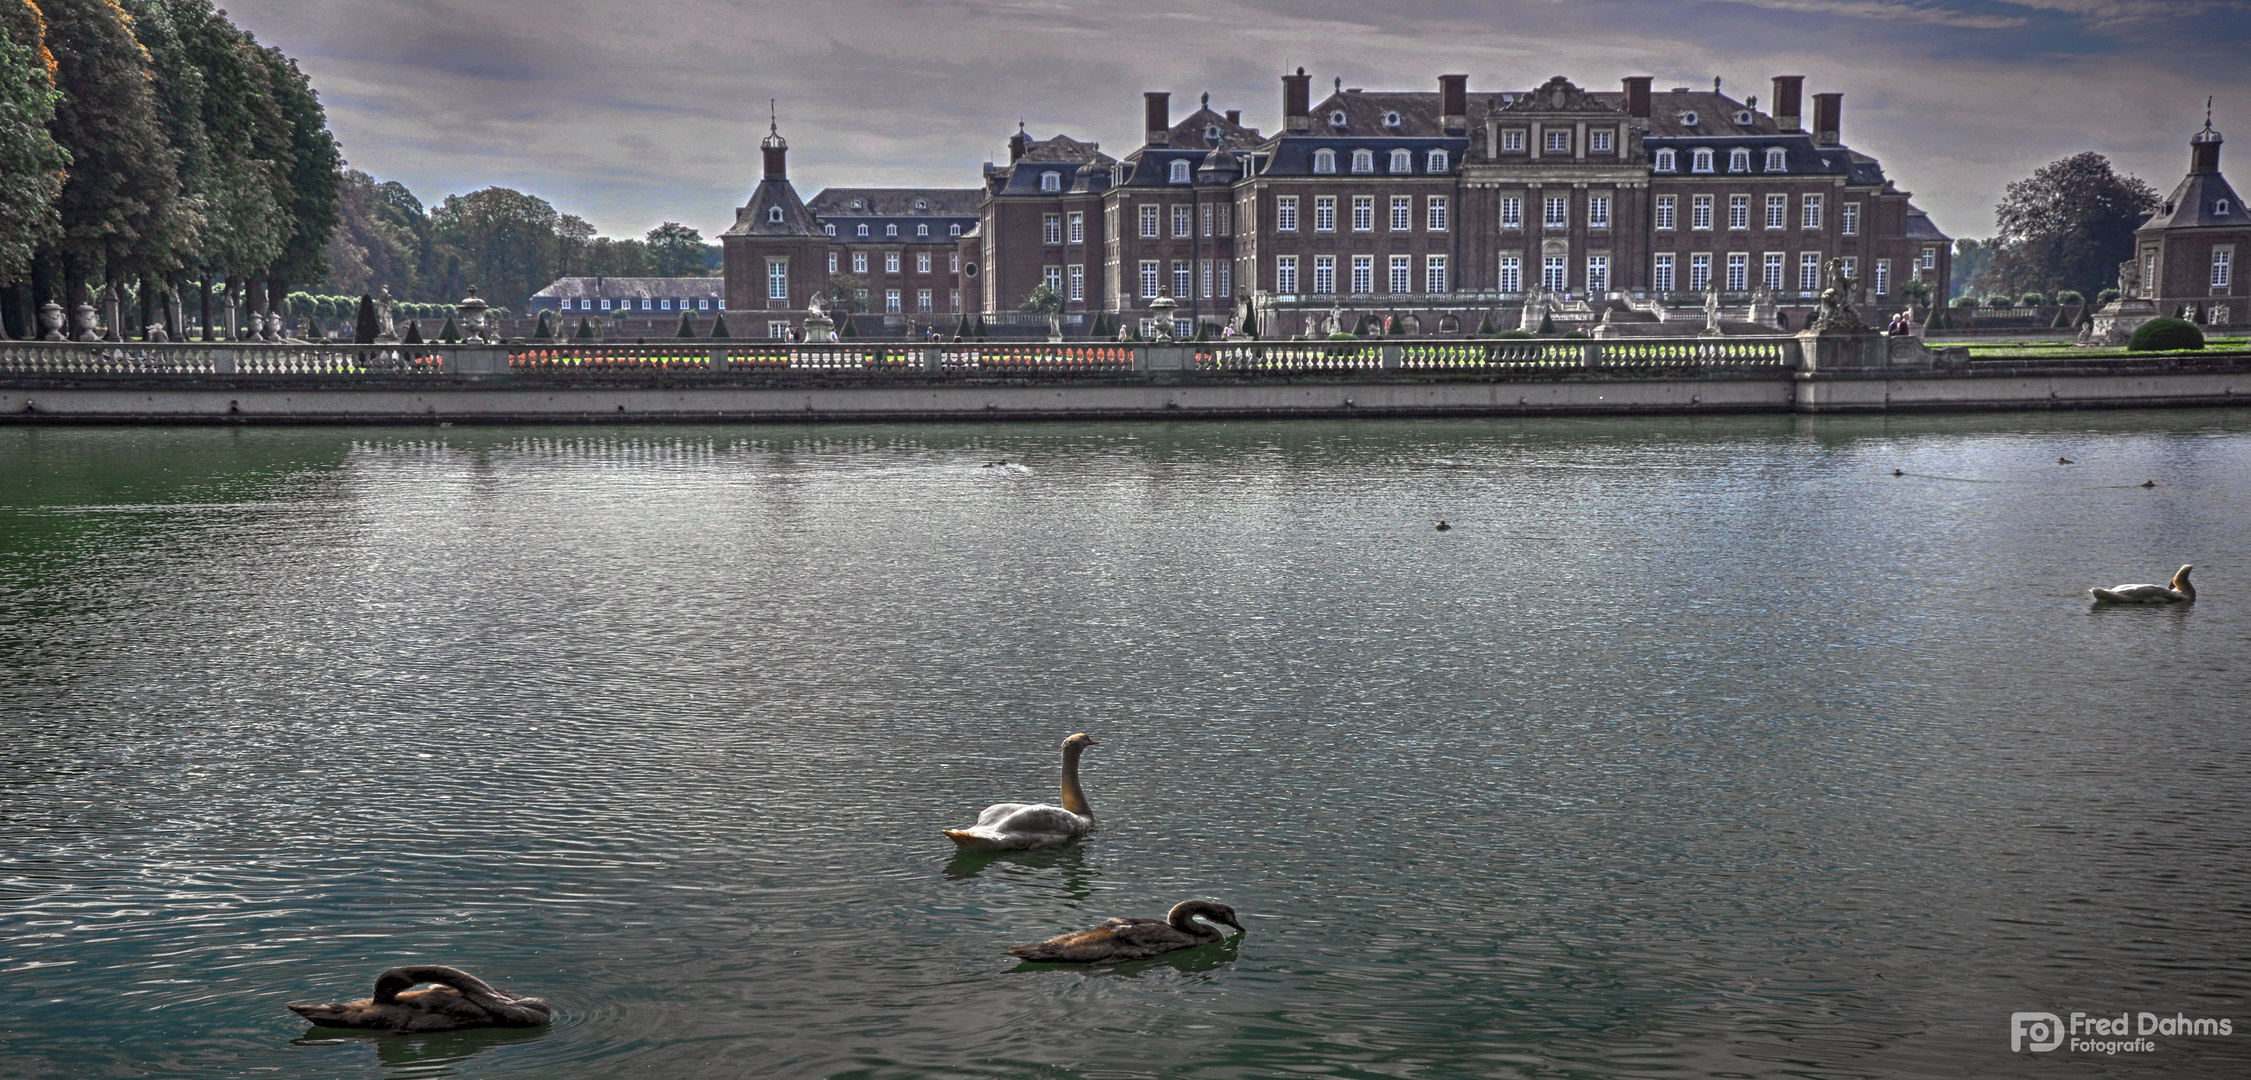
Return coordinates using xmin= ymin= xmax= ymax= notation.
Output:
xmin=2126 ymin=317 xmax=2204 ymax=352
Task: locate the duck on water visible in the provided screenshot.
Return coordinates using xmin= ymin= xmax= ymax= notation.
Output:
xmin=288 ymin=966 xmax=553 ymax=1033
xmin=1007 ymin=900 xmax=1245 ymax=964
xmin=943 ymin=733 xmax=1098 ymax=851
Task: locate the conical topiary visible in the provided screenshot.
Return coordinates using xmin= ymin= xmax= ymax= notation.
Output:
xmin=974 ymin=315 xmax=988 ymax=339
xmin=2050 ymin=305 xmax=2071 ymax=329
xmin=440 ymin=316 xmax=460 ymax=343
xmin=534 ymin=309 xmax=556 ymax=339
xmin=1474 ymin=310 xmax=1495 ymax=337
xmin=954 ymin=314 xmax=972 ymax=338
xmin=401 ymin=319 xmax=424 ymax=345
xmin=353 ymin=294 xmax=380 ymax=344
xmin=674 ymin=310 xmax=696 ymax=338
xmin=575 ymin=316 xmax=595 ymax=340
xmin=1537 ymin=310 xmax=1556 ymax=334
xmin=709 ymin=312 xmax=731 ymax=339
xmin=840 ymin=314 xmax=858 ymax=337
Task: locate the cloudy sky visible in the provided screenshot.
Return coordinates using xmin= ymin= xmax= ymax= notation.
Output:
xmin=226 ymin=0 xmax=2250 ymax=242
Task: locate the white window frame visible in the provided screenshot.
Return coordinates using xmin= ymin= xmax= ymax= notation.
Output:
xmin=1426 ymin=254 xmax=1448 ymax=294
xmin=1655 ymin=195 xmax=1675 ymax=231
xmin=1351 ymin=149 xmax=1375 ymax=174
xmin=1313 ymin=149 xmax=1336 ymax=174
xmin=2214 ymin=246 xmax=2235 ymax=288
xmin=1802 ymin=194 xmax=1824 ymax=230
xmin=1586 ymin=254 xmax=1608 ymax=295
xmin=1501 ymin=196 xmax=1523 ymax=230
xmin=917 ymin=288 xmax=933 ymax=312
xmin=885 ymin=289 xmax=901 ymax=313
xmin=1874 ymin=258 xmax=1890 ymax=296
xmin=1766 ymin=194 xmax=1786 ymax=230
xmin=917 ymin=251 xmax=932 ymax=274
xmin=852 ymin=252 xmax=867 ymax=273
xmin=1389 ymin=148 xmax=1412 ymax=173
xmin=1800 ymin=252 xmax=1821 ymax=291
xmin=1389 ymin=254 xmax=1411 ymax=294
xmin=1427 ymin=195 xmax=1448 ymax=232
xmin=1173 ymin=260 xmax=1190 ymax=299
xmin=1692 ymin=148 xmax=1714 ymax=173
xmin=1729 ymin=195 xmax=1750 ymax=231
xmin=1545 ymin=129 xmax=1571 ymax=153
xmin=1140 ymin=204 xmax=1160 ymax=238
xmin=1041 ymin=171 xmax=1062 ymax=192
xmin=1501 ymin=129 xmax=1525 ymax=152
xmin=1541 ymin=255 xmax=1567 ymax=292
xmin=1315 ymin=196 xmax=1336 ymax=232
xmin=1588 ymin=195 xmax=1610 ymax=229
xmin=1140 ymin=260 xmax=1160 ymax=299
xmin=1653 ymin=253 xmax=1675 ymax=292
xmin=767 ymin=260 xmax=788 ymax=300
xmin=1842 ymin=202 xmax=1860 ymax=237
xmin=1692 ymin=195 xmax=1713 ymax=231
xmin=1168 ymin=159 xmax=1191 ymax=184
xmin=1277 ymin=196 xmax=1299 ymax=231
xmin=1043 ymin=214 xmax=1062 ymax=245
xmin=1044 ymin=265 xmax=1063 ymax=293
xmin=1764 ymin=252 xmax=1785 ymax=291
xmin=1765 ymin=147 xmax=1787 ymax=172
xmin=1590 ymin=130 xmax=1613 ymax=153
xmin=1352 ymin=196 xmax=1374 ymax=232
xmin=1313 ymin=255 xmax=1336 ymax=295
xmin=1654 ymin=148 xmax=1676 ymax=172
xmin=1726 ymin=252 xmax=1748 ymax=292
xmin=1543 ymin=196 xmax=1568 ymax=229
xmin=1390 ymin=195 xmax=1411 ymax=231
xmin=1276 ymin=255 xmax=1299 ymax=294
xmin=1499 ymin=254 xmax=1523 ymax=293
xmin=1067 ymin=211 xmax=1084 ymax=244
xmin=1172 ymin=205 xmax=1192 ymax=239
xmin=1689 ymin=253 xmax=1712 ymax=292
xmin=1427 ymin=149 xmax=1449 ymax=173
xmin=1729 ymin=148 xmax=1751 ymax=173
xmin=1067 ymin=264 xmax=1084 ymax=302
xmin=885 ymin=252 xmax=900 ymax=274
xmin=1351 ymin=254 xmax=1374 ymax=294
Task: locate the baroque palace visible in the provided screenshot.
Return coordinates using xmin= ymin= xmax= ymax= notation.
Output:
xmin=719 ymin=71 xmax=1954 ymax=339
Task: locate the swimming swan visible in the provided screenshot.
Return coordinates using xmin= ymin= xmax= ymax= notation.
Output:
xmin=944 ymin=733 xmax=1097 ymax=851
xmin=1007 ymin=899 xmax=1244 ymax=963
xmin=2090 ymin=564 xmax=2195 ymax=604
xmin=287 ymin=966 xmax=554 ymax=1032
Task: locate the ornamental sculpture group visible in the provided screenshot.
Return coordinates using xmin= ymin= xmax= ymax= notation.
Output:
xmin=25 ymin=285 xmax=498 ymax=345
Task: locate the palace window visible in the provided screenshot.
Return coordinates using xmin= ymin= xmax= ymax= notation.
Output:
xmin=1729 ymin=148 xmax=1751 ymax=172
xmin=917 ymin=224 xmax=929 ymax=237
xmin=885 ymin=289 xmax=900 ymax=313
xmin=2214 ymin=246 xmax=2235 ymax=288
xmin=1044 ymin=214 xmax=1062 ymax=245
xmin=917 ymin=252 xmax=932 ymax=274
xmin=768 ymin=261 xmax=788 ymax=300
xmin=662 ymin=298 xmax=672 ymax=310
xmin=1501 ymin=129 xmax=1525 ymax=152
xmin=1140 ymin=260 xmax=1160 ymax=298
xmin=1542 ymin=255 xmax=1567 ymax=292
xmin=1426 ymin=254 xmax=1448 ymax=293
xmin=1277 ymin=196 xmax=1299 ymax=231
xmin=1315 ymin=196 xmax=1336 ymax=232
xmin=1767 ymin=194 xmax=1787 ymax=229
xmin=1169 ymin=160 xmax=1191 ymax=184
xmin=1201 ymin=259 xmax=1212 ymax=298
xmin=1544 ymin=196 xmax=1568 ymax=229
xmin=1140 ymin=204 xmax=1160 ymax=238
xmin=1173 ymin=205 xmax=1192 ymax=238
xmin=1389 ymin=254 xmax=1411 ymax=293
xmin=949 ymin=224 xmax=962 ymax=236
xmin=1499 ymin=254 xmax=1522 ymax=293
xmin=857 ymin=224 xmax=870 ymax=237
xmin=1802 ymin=194 xmax=1824 ymax=229
xmin=1501 ymin=196 xmax=1523 ymax=229
xmin=1801 ymin=252 xmax=1821 ymax=291
xmin=1689 ymin=252 xmax=1711 ymax=292
xmin=1874 ymin=258 xmax=1890 ymax=296
xmin=1840 ymin=256 xmax=1858 ymax=286
xmin=885 ymin=252 xmax=900 ymax=273
xmin=1729 ymin=195 xmax=1750 ymax=230
xmin=1383 ymin=110 xmax=1401 ymax=129
xmin=1391 ymin=195 xmax=1411 ymax=231
xmin=1219 ymin=260 xmax=1231 ymax=300
xmin=1174 ymin=260 xmax=1191 ymax=298
xmin=1588 ymin=195 xmax=1610 ymax=229
xmin=1217 ymin=204 xmax=1232 ymax=235
xmin=1591 ymin=130 xmax=1613 ymax=152
xmin=1351 ymin=254 xmax=1374 ymax=293
xmin=1765 ymin=147 xmax=1787 ymax=172
xmin=1842 ymin=202 xmax=1860 ymax=236
xmin=828 ymin=252 xmax=838 ymax=273
xmin=1207 ymin=124 xmax=1223 ymax=142
xmin=1330 ymin=109 xmax=1348 ymax=128
xmin=1427 ymin=195 xmax=1448 ymax=231
xmin=825 ymin=224 xmax=836 ymax=236
xmin=1692 ymin=194 xmax=1713 ymax=230
xmin=1314 ymin=255 xmax=1336 ymax=294
xmin=769 ymin=207 xmax=783 ymax=223
xmin=1390 ymin=149 xmax=1412 ymax=173
xmin=2219 ymin=199 xmax=2233 ymax=217
xmin=1653 ymin=253 xmax=1675 ymax=292
xmin=1586 ymin=255 xmax=1609 ymax=295
xmin=1427 ymin=149 xmax=1449 ymax=173
xmin=1655 ymin=195 xmax=1675 ymax=230
xmin=1353 ymin=196 xmax=1375 ymax=231
xmin=1764 ymin=253 xmax=1784 ymax=290
xmin=1726 ymin=252 xmax=1747 ymax=292
xmin=1546 ymin=129 xmax=1571 ymax=153
xmin=1682 ymin=110 xmax=1700 ymax=127
xmin=1202 ymin=204 xmax=1214 ymax=236
xmin=1068 ymin=211 xmax=1084 ymax=244
xmin=768 ymin=321 xmax=788 ymax=340
xmin=886 ymin=224 xmax=898 ymax=237
xmin=1351 ymin=149 xmax=1375 ymax=174
xmin=1692 ymin=148 xmax=1715 ymax=173
xmin=1044 ymin=266 xmax=1063 ymax=294
xmin=951 ymin=252 xmax=960 ymax=272
xmin=1922 ymin=247 xmax=1936 ymax=270
xmin=1655 ymin=149 xmax=1676 ymax=171
xmin=1068 ymin=264 xmax=1083 ymax=301
xmin=1276 ymin=255 xmax=1298 ymax=294
xmin=1041 ymin=171 xmax=1062 ymax=192
xmin=853 ymin=252 xmax=868 ymax=273
xmin=1313 ymin=149 xmax=1336 ymax=174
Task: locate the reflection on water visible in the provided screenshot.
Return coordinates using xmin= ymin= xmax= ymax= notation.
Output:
xmin=3 ymin=413 xmax=2250 ymax=1079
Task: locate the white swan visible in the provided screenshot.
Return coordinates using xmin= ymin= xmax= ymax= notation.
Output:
xmin=2091 ymin=564 xmax=2195 ymax=604
xmin=944 ymin=733 xmax=1097 ymax=850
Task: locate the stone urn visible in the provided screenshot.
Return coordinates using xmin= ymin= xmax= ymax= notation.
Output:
xmin=1149 ymin=295 xmax=1178 ymax=342
xmin=73 ymin=302 xmax=100 ymax=342
xmin=458 ymin=286 xmax=490 ymax=344
xmin=39 ymin=301 xmax=66 ymax=341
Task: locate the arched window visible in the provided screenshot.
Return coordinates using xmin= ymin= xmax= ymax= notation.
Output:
xmin=2219 ymin=199 xmax=2233 ymax=217
xmin=1427 ymin=149 xmax=1449 ymax=173
xmin=1351 ymin=149 xmax=1374 ymax=173
xmin=1729 ymin=148 xmax=1751 ymax=172
xmin=1692 ymin=148 xmax=1714 ymax=173
xmin=1329 ymin=109 xmax=1348 ymax=128
xmin=1040 ymin=171 xmax=1062 ymax=192
xmin=886 ymin=224 xmax=898 ymax=237
xmin=1383 ymin=111 xmax=1401 ymax=128
xmin=857 ymin=224 xmax=869 ymax=237
xmin=1206 ymin=124 xmax=1222 ymax=142
xmin=824 ymin=224 xmax=835 ymax=236
xmin=949 ymin=224 xmax=962 ymax=236
xmin=917 ymin=224 xmax=929 ymax=237
xmin=1654 ymin=149 xmax=1676 ymax=172
xmin=1313 ymin=149 xmax=1336 ymax=174
xmin=1168 ymin=159 xmax=1190 ymax=183
xmin=915 ymin=199 xmax=928 ymax=210
xmin=768 ymin=207 xmax=783 ymax=223
xmin=1736 ymin=110 xmax=1754 ymax=126
xmin=1389 ymin=149 xmax=1412 ymax=173
xmin=1764 ymin=147 xmax=1787 ymax=172
xmin=1682 ymin=110 xmax=1700 ymax=127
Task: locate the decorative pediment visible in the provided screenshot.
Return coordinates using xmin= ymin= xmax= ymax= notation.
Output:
xmin=1498 ymin=76 xmax=1618 ymax=115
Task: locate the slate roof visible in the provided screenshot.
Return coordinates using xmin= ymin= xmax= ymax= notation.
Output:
xmin=2141 ymin=169 xmax=2244 ymax=231
xmin=1255 ymin=137 xmax=1471 ymax=179
xmin=1904 ymin=206 xmax=1951 ymax=241
xmin=533 ymin=277 xmax=726 ymax=301
xmin=721 ymin=177 xmax=823 ymax=238
xmin=1642 ymin=133 xmax=1858 ymax=179
xmin=1307 ymin=89 xmax=1515 ymax=137
xmin=806 ymin=188 xmax=983 ymax=217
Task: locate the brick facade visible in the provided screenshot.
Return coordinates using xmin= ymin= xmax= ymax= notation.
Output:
xmin=2135 ymin=123 xmax=2247 ymax=328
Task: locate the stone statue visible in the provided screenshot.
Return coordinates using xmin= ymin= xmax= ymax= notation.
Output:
xmin=1703 ymin=288 xmax=1723 ymax=331
xmin=147 ymin=317 xmax=169 ymax=344
xmin=1812 ymin=257 xmax=1863 ymax=333
xmin=39 ymin=300 xmax=64 ymax=341
xmin=2116 ymin=258 xmax=2140 ymax=302
xmin=375 ymin=286 xmax=399 ymax=342
xmin=807 ymin=291 xmax=826 ymax=317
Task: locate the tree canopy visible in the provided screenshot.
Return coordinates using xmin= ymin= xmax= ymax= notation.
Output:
xmin=0 ymin=0 xmax=69 ymax=284
xmin=1975 ymin=152 xmax=2157 ymax=300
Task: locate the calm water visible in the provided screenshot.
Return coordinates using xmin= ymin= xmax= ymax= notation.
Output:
xmin=3 ymin=414 xmax=2249 ymax=1079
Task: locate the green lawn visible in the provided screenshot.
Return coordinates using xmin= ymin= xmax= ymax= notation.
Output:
xmin=1964 ymin=338 xmax=2249 ymax=360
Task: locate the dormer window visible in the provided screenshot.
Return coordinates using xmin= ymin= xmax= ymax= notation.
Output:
xmin=1329 ymin=109 xmax=1348 ymax=128
xmin=917 ymin=224 xmax=929 ymax=236
xmin=768 ymin=207 xmax=783 ymax=223
xmin=2219 ymin=199 xmax=2233 ymax=217
xmin=1655 ymin=148 xmax=1676 ymax=171
xmin=1426 ymin=149 xmax=1448 ymax=173
xmin=1041 ymin=170 xmax=1062 ymax=192
xmin=1383 ymin=110 xmax=1401 ymax=128
xmin=1206 ymin=124 xmax=1222 ymax=142
xmin=886 ymin=224 xmax=898 ymax=237
xmin=1736 ymin=110 xmax=1754 ymax=125
xmin=1729 ymin=148 xmax=1751 ymax=172
xmin=1313 ymin=148 xmax=1336 ymax=174
xmin=1351 ymin=149 xmax=1374 ymax=173
xmin=949 ymin=224 xmax=962 ymax=236
xmin=824 ymin=224 xmax=836 ymax=236
xmin=915 ymin=199 xmax=928 ymax=210
xmin=857 ymin=224 xmax=869 ymax=237
xmin=1692 ymin=148 xmax=1715 ymax=173
xmin=1682 ymin=110 xmax=1700 ymax=127
xmin=1389 ymin=149 xmax=1412 ymax=173
xmin=1168 ymin=159 xmax=1190 ymax=183
xmin=1764 ymin=147 xmax=1787 ymax=172
xmin=1112 ymin=165 xmax=1125 ymax=186
xmin=851 ymin=200 xmax=864 ymax=210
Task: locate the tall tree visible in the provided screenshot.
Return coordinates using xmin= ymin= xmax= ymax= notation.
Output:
xmin=582 ymin=235 xmax=651 ymax=278
xmin=1977 ymin=153 xmax=2158 ymax=299
xmin=170 ymin=0 xmax=284 ymax=330
xmin=428 ymin=186 xmax=559 ymax=310
xmin=554 ymin=213 xmax=595 ymax=277
xmin=322 ymin=169 xmax=424 ymax=298
xmin=645 ymin=221 xmax=706 ymax=277
xmin=116 ymin=0 xmax=205 ymax=279
xmin=254 ymin=42 xmax=339 ymax=301
xmin=0 ymin=0 xmax=70 ymax=298
xmin=35 ymin=0 xmax=182 ymax=302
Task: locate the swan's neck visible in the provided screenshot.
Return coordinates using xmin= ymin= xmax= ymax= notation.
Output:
xmin=1167 ymin=903 xmax=1222 ymax=938
xmin=2174 ymin=571 xmax=2195 ymax=600
xmin=1059 ymin=744 xmax=1092 ymax=818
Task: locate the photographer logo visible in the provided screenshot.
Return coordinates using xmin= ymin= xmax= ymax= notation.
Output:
xmin=2011 ymin=1010 xmax=2234 ymax=1055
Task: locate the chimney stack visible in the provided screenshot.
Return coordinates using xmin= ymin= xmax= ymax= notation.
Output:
xmin=2191 ymin=123 xmax=2224 ymax=175
xmin=1145 ymin=92 xmax=1171 ymax=146
xmin=1225 ymin=109 xmax=1241 ymax=126
xmin=1283 ymin=68 xmax=1312 ymax=133
xmin=1813 ymin=92 xmax=1842 ymax=146
xmin=1008 ymin=123 xmax=1028 ymax=164
xmin=1771 ymin=76 xmax=1804 ymax=132
xmin=1439 ymin=74 xmax=1468 ymax=133
xmin=1622 ymin=76 xmax=1652 ymax=119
